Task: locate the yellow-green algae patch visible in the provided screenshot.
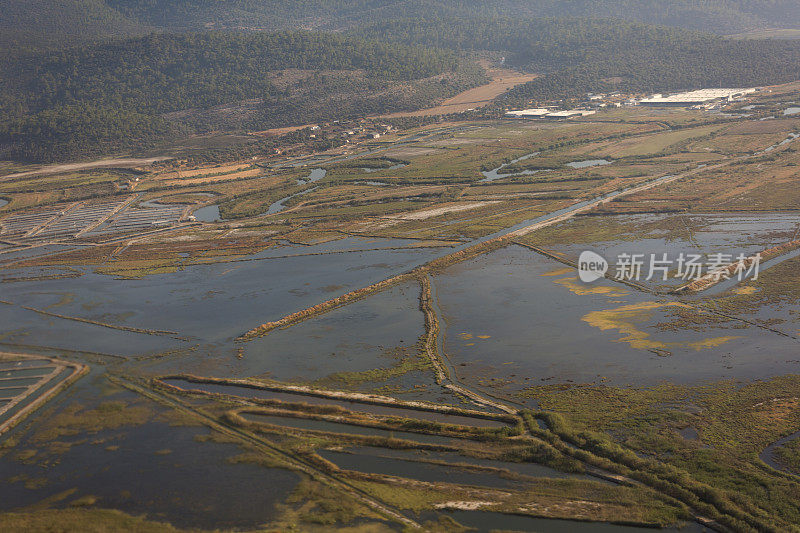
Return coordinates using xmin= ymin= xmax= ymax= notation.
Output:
xmin=553 ymin=276 xmax=629 ymax=296
xmin=583 ymin=301 xmax=739 ymax=352
xmin=540 ymin=267 xmax=574 ymax=277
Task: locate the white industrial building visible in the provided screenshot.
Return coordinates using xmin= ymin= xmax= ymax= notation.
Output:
xmin=639 ymin=88 xmax=758 ymax=106
xmin=505 ymin=108 xmax=551 ymax=118
xmin=543 ymin=110 xmax=597 ymax=119
xmin=505 ymin=108 xmax=597 ymax=119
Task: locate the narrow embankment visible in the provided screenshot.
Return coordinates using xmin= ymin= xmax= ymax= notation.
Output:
xmin=155 ymin=373 xmax=513 ymax=423
xmin=511 ymin=240 xmax=658 ymax=294
xmin=419 ymin=275 xmax=448 ymax=384
xmin=420 ymin=274 xmax=520 ymax=414
xmin=113 ymin=375 xmax=422 ymax=530
xmin=0 ymin=300 xmax=181 ymax=338
xmin=238 ymin=272 xmax=417 ymax=340
xmin=673 ymin=239 xmax=800 ymax=294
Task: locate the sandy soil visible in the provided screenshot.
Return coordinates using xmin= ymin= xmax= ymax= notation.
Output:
xmin=378 ymin=68 xmax=538 ymax=119
xmin=251 ymin=124 xmax=314 ymax=136
xmin=389 ymin=201 xmax=499 ymax=220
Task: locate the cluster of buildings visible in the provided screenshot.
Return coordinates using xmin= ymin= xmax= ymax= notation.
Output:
xmin=505 ymin=87 xmax=760 ymax=119
xmin=638 ymin=88 xmax=759 ymax=107
xmin=504 ymin=108 xmax=597 ymax=120
xmin=307 ymin=121 xmax=393 ymax=142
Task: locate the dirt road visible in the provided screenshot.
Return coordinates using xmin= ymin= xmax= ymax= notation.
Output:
xmin=0 ymin=157 xmax=171 ymax=181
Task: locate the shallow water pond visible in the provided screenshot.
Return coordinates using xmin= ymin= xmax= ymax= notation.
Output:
xmin=434 ymin=246 xmax=800 ymax=389
xmin=318 ymin=449 xmax=528 ymax=489
xmin=192 ymin=204 xmax=221 ymax=222
xmin=1 ymin=238 xmax=443 ymax=346
xmin=237 ymin=281 xmax=424 ymax=381
xmin=0 ymin=385 xmax=301 ymax=530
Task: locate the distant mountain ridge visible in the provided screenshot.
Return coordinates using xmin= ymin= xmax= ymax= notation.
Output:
xmin=0 ymin=0 xmax=148 ymax=49
xmin=103 ymin=0 xmax=800 ymax=33
xmin=3 ymin=0 xmax=800 ymax=49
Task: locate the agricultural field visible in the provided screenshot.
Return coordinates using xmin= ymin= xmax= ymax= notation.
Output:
xmin=2 ymin=81 xmax=800 ymax=533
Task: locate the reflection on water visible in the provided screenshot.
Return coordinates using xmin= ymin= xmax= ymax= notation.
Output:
xmin=267 ymin=186 xmax=317 ymax=214
xmin=0 ymin=238 xmax=442 ymax=346
xmin=480 ymin=152 xmax=541 ymax=182
xmin=0 ymin=386 xmax=301 ymax=530
xmin=238 ymin=281 xmax=425 ymax=381
xmin=192 ymin=204 xmax=221 ymax=222
xmin=296 ymin=167 xmax=327 ymax=184
xmin=363 ymin=163 xmax=406 ymax=172
xmin=318 ymin=449 xmax=529 ymax=489
xmin=759 ymin=429 xmax=800 ymax=474
xmin=435 ymin=246 xmax=799 ymax=389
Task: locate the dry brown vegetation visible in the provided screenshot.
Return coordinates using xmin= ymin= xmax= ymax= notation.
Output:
xmin=379 ymin=66 xmax=538 ymax=118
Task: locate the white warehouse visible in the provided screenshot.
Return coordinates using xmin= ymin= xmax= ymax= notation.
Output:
xmin=639 ymin=88 xmax=758 ymax=106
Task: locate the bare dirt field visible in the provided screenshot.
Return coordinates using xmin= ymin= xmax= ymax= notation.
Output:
xmin=388 ymin=201 xmax=499 ymax=220
xmin=378 ymin=68 xmax=538 ymax=119
xmin=251 ymin=124 xmax=314 ymax=136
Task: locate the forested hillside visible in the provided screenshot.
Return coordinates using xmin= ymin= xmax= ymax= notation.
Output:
xmin=77 ymin=0 xmax=800 ymax=34
xmin=357 ymin=17 xmax=800 ymax=101
xmin=0 ymin=0 xmax=148 ymax=50
xmin=355 ymin=18 xmax=710 ymax=70
xmin=4 ymin=0 xmax=800 ymax=47
xmin=503 ymin=34 xmax=800 ymax=103
xmin=3 ymin=3 xmax=800 ymax=163
xmin=0 ymin=32 xmax=483 ymax=161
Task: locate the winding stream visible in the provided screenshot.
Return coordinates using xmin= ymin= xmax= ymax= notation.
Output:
xmin=267 ymin=187 xmax=318 ymax=214
xmin=760 ymin=430 xmax=800 ymax=474
xmin=297 ymin=168 xmax=327 ymax=184
xmin=566 ymin=159 xmax=611 ymax=169
xmin=480 ymin=152 xmax=541 ymax=182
